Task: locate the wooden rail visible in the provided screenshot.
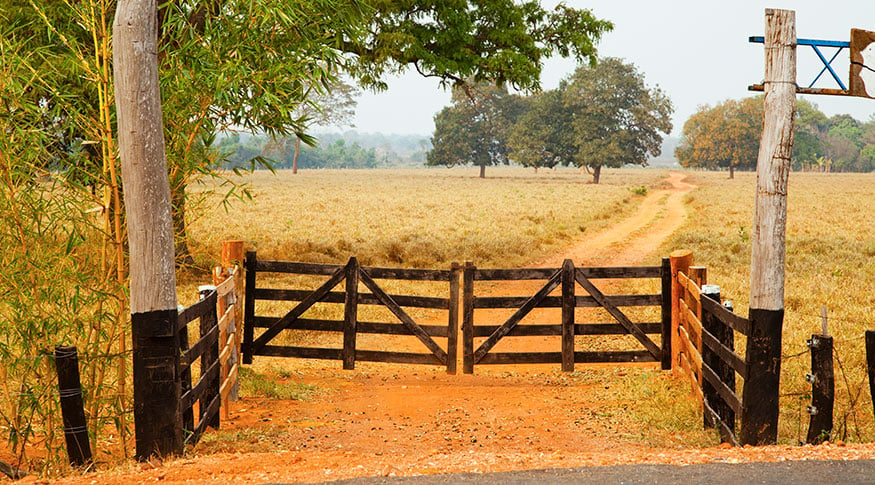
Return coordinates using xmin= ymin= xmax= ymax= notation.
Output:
xmin=212 ymin=265 xmax=241 ymax=420
xmin=177 ymin=290 xmax=221 ymax=447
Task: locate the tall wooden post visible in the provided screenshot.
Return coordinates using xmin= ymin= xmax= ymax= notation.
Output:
xmin=660 ymin=258 xmax=672 ymax=370
xmin=55 ymin=346 xmax=93 ymax=467
xmin=462 ymin=262 xmax=476 ymax=374
xmin=743 ymin=8 xmax=796 ymax=446
xmin=561 ymin=259 xmax=575 ymax=372
xmin=114 ymin=0 xmax=182 ymax=459
xmin=669 ymin=250 xmax=692 ymax=374
xmin=342 ymin=257 xmax=359 ymax=370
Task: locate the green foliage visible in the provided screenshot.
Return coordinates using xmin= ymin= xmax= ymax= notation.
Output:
xmin=508 ymin=58 xmax=673 ymax=183
xmin=343 ymin=1 xmax=613 ymax=91
xmin=238 ymin=367 xmax=320 ymax=401
xmin=427 ymin=83 xmax=524 ymax=176
xmin=217 ymin=133 xmax=387 ymax=169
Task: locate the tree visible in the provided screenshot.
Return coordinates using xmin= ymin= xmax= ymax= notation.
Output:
xmin=427 ymin=83 xmax=523 ymax=178
xmin=508 ymin=89 xmax=575 ymax=172
xmin=676 ymin=97 xmax=762 ymax=178
xmin=563 ymin=58 xmax=673 ymax=183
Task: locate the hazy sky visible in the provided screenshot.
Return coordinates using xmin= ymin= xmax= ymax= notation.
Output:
xmin=344 ymin=1 xmax=875 ymax=137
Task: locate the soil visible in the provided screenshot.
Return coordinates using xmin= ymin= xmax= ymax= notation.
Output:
xmin=29 ymin=172 xmax=875 ymax=484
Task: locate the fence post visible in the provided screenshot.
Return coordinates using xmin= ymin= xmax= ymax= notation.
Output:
xmin=343 ymin=257 xmax=359 ymax=370
xmin=701 ymin=286 xmax=721 ymax=429
xmin=446 ymin=263 xmax=461 ymax=375
xmin=199 ymin=288 xmax=220 ymax=430
xmin=462 ymin=262 xmax=475 ymax=374
xmin=660 ymin=258 xmax=672 ymax=370
xmin=740 ymin=308 xmax=783 ymax=445
xmin=669 ymin=250 xmax=692 ymax=373
xmin=221 ymin=240 xmax=244 ymax=401
xmin=54 ymin=346 xmax=92 ymax=468
xmin=561 ymin=259 xmax=575 ymax=372
xmin=243 ymin=250 xmax=257 ymax=364
xmin=806 ymin=333 xmax=833 ymax=444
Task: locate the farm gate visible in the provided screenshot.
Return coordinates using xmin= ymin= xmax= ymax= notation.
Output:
xmin=241 ymin=252 xmax=672 ymax=373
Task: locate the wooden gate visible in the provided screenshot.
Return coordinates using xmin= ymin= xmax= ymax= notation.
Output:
xmin=462 ymin=259 xmax=671 ymax=373
xmin=242 ymin=252 xmax=460 ymax=373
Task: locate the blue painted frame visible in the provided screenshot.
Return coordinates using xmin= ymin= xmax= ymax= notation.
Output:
xmin=749 ymin=36 xmax=850 ymax=90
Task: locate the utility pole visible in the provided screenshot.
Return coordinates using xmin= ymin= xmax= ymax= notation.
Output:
xmin=113 ymin=0 xmax=182 ymax=459
xmin=743 ymin=8 xmax=796 ymax=446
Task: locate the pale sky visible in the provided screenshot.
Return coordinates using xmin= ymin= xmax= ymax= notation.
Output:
xmin=345 ymin=1 xmax=875 ymax=136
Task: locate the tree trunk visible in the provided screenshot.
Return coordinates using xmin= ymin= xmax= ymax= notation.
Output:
xmin=292 ymin=136 xmax=300 ymax=174
xmin=592 ymin=165 xmax=601 ymax=184
xmin=114 ymin=0 xmax=182 ymax=459
xmin=479 ymin=164 xmax=486 ymax=178
xmin=729 ymin=162 xmax=735 ymax=179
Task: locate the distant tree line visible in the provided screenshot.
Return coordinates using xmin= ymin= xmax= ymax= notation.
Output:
xmin=676 ymin=97 xmax=875 ymax=176
xmin=426 ymin=58 xmax=674 ymax=183
xmin=216 ymin=132 xmax=429 ymax=170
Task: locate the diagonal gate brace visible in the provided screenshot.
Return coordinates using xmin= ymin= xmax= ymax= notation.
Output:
xmin=575 ymin=272 xmax=662 ymax=359
xmin=473 ymin=268 xmax=562 ymax=363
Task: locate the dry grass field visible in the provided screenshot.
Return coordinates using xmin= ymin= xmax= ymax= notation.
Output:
xmin=666 ymin=171 xmax=875 ymax=443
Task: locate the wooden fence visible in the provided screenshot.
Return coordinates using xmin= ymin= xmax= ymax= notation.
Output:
xmin=243 ymin=252 xmax=461 ymax=373
xmin=462 ymin=259 xmax=672 ymax=373
xmin=671 ymin=250 xmax=779 ymax=446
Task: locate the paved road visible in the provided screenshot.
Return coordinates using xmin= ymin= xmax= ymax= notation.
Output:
xmin=311 ymin=459 xmax=875 ymax=485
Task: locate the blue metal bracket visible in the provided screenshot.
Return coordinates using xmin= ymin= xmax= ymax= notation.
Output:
xmin=749 ymin=36 xmax=851 ymax=90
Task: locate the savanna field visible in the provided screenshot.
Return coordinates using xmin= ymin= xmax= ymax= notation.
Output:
xmin=6 ymin=166 xmax=875 ymax=481
xmin=179 ymin=166 xmax=875 ymax=445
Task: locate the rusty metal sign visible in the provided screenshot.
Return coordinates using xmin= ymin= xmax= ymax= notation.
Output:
xmin=850 ymin=28 xmax=875 ymax=98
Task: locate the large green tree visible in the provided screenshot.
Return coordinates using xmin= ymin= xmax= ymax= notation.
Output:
xmin=508 ymin=89 xmax=574 ymax=172
xmin=563 ymin=58 xmax=673 ymax=183
xmin=427 ymin=83 xmax=524 ymax=177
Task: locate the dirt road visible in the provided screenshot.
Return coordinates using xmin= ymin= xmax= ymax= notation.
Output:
xmin=56 ymin=172 xmax=875 ymax=484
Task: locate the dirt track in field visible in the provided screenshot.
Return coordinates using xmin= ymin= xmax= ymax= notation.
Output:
xmin=53 ymin=172 xmax=875 ymax=484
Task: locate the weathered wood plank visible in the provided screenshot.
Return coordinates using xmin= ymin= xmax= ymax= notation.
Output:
xmin=680 ymin=352 xmax=704 ymax=402
xmin=702 ymin=361 xmax=743 ymax=415
xmin=661 ymin=257 xmax=673 ymax=370
xmin=255 ymin=260 xmax=343 ymax=275
xmin=358 ymin=267 xmax=448 ymax=363
xmin=474 ymin=268 xmax=558 ymax=280
xmin=250 ymin=264 xmax=347 ymax=354
xmin=184 ymin=393 xmax=220 ymax=447
xmin=473 ymin=294 xmax=660 ymax=309
xmin=473 ymin=269 xmax=562 ymax=363
xmin=576 ymin=266 xmax=662 ymax=279
xmin=220 ymin=363 xmax=238 ymax=401
xmin=561 ymin=259 xmax=575 ymax=372
xmin=446 ymin=263 xmax=461 ymax=374
xmin=362 ymin=266 xmax=453 ymax=281
xmin=701 ymin=296 xmax=751 ymax=336
xmin=462 ymin=262 xmax=475 ymax=374
xmin=474 ymin=266 xmax=662 ymax=281
xmin=254 ymin=288 xmax=449 ymax=309
xmin=180 ymin=323 xmax=219 ymax=369
xmin=575 ymin=273 xmax=662 ymax=358
xmin=679 ymin=325 xmax=703 ymax=375
xmin=477 ymin=350 xmax=658 ymax=365
xmin=243 ymin=251 xmax=257 ymax=365
xmin=179 ymin=358 xmax=220 ymax=411
xmin=342 ymin=258 xmax=359 ymax=370
xmin=214 ymin=272 xmax=236 ymax=298
xmin=670 ymin=250 xmax=693 ymax=374
xmin=177 ymin=295 xmax=215 ymax=332
xmin=679 ymin=298 xmax=703 ymax=337
xmin=248 ymin=317 xmax=450 ymax=337
xmin=258 ymin=346 xmax=343 ymax=360
xmin=702 ymin=328 xmax=748 ymax=380
xmin=470 ymin=322 xmax=663 ymax=338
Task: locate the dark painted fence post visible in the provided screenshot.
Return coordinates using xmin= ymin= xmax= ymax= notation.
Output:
xmin=199 ymin=288 xmax=220 ymax=430
xmin=806 ymin=333 xmax=833 ymax=444
xmin=660 ymin=257 xmax=672 ymax=370
xmin=867 ymin=331 xmax=875 ymax=423
xmin=561 ymin=259 xmax=575 ymax=372
xmin=740 ymin=309 xmax=783 ymax=446
xmin=178 ymin=320 xmax=194 ymax=433
xmin=343 ymin=257 xmax=359 ymax=370
xmin=242 ymin=250 xmax=257 ymax=365
xmin=701 ymin=285 xmax=735 ymax=440
xmin=446 ymin=263 xmax=461 ymax=375
xmin=54 ymin=346 xmax=92 ymax=468
xmin=462 ymin=262 xmax=475 ymax=374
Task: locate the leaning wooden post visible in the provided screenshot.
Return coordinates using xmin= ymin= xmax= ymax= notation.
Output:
xmin=561 ymin=259 xmax=575 ymax=372
xmin=342 ymin=257 xmax=359 ymax=370
xmin=446 ymin=263 xmax=461 ymax=375
xmin=669 ymin=250 xmax=693 ymax=373
xmin=743 ymin=8 xmax=796 ymax=446
xmin=114 ymin=0 xmax=182 ymax=459
xmin=660 ymin=258 xmax=673 ymax=370
xmin=462 ymin=262 xmax=476 ymax=374
xmin=54 ymin=346 xmax=93 ymax=468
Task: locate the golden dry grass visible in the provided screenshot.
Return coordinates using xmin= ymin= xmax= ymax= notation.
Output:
xmin=665 ymin=171 xmax=875 ymax=443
